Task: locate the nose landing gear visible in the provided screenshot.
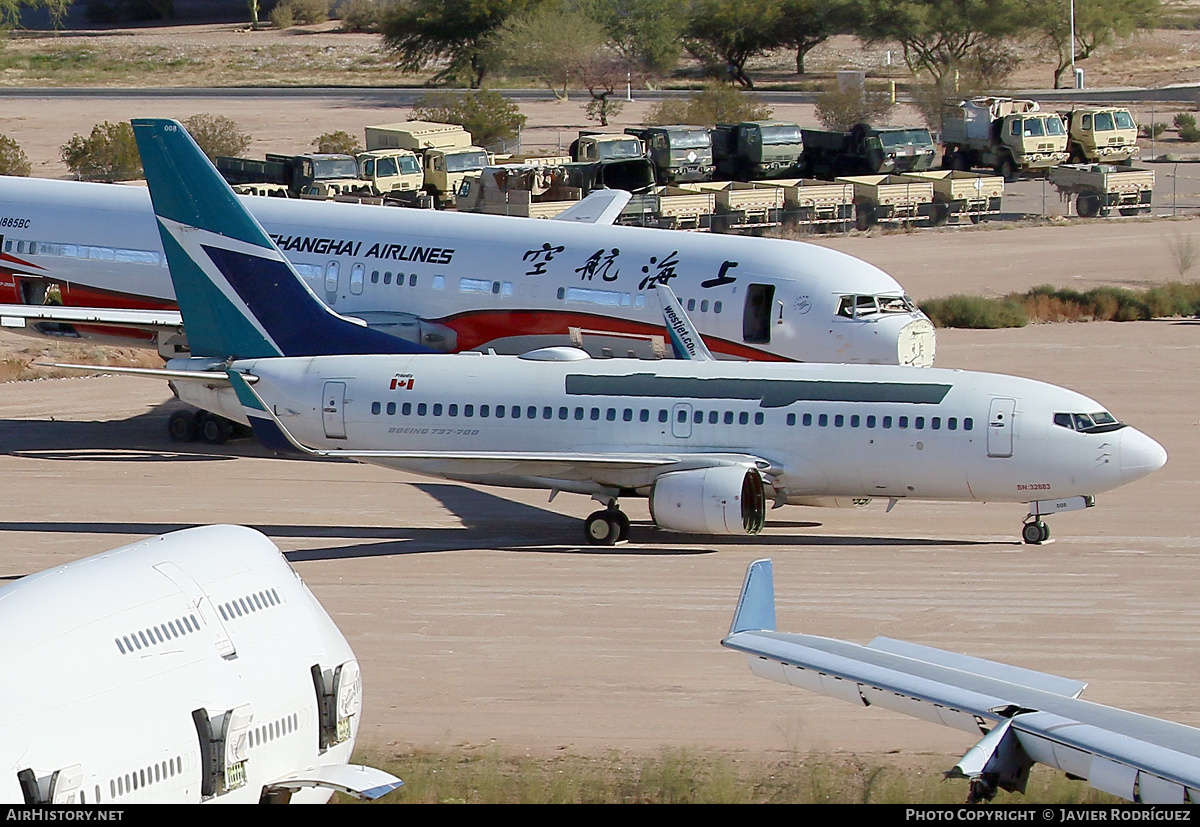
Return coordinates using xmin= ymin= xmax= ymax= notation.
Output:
xmin=584 ymin=501 xmax=630 ymax=546
xmin=1021 ymin=520 xmax=1050 ymax=545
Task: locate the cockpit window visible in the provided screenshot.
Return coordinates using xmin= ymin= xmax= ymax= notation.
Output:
xmin=1054 ymin=411 xmax=1126 ymax=433
xmin=838 ymin=294 xmax=916 ymax=318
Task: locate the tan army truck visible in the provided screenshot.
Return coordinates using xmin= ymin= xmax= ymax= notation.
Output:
xmin=899 ymin=170 xmax=1004 ymax=225
xmin=457 ymin=165 xmax=582 ymax=219
xmin=1061 ymin=107 xmax=1139 ymax=165
xmin=837 ymin=174 xmax=935 ymax=230
xmin=681 ymin=180 xmax=785 ymax=233
xmin=619 ymin=186 xmax=716 ymax=230
xmin=1048 ymin=163 xmax=1154 ymax=218
xmin=766 ymin=178 xmax=855 ymax=228
xmin=365 ymin=121 xmax=490 ymax=206
xmin=942 ymin=98 xmax=1068 ymax=182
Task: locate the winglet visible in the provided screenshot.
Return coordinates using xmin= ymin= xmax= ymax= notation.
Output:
xmin=131 ymin=118 xmax=431 ymax=360
xmin=656 ymin=284 xmax=715 ymax=361
xmin=729 ymin=558 xmax=776 ymax=636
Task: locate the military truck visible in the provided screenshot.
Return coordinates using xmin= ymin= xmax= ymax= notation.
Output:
xmin=899 ymin=170 xmax=1005 ymax=225
xmin=711 ymin=120 xmax=804 ymax=181
xmin=801 ymin=124 xmax=937 ymax=180
xmin=364 ymin=121 xmax=490 ymax=206
xmin=941 ymin=98 xmax=1069 ymax=182
xmin=457 ymin=165 xmax=582 ymax=219
xmin=1061 ymin=107 xmax=1139 ymax=165
xmin=1048 ymin=163 xmax=1154 ymax=218
xmin=838 ymin=174 xmax=935 ymax=230
xmin=215 ymin=153 xmax=363 ymax=198
xmin=570 ymin=131 xmax=645 ymax=163
xmin=624 ymin=125 xmax=715 ymax=184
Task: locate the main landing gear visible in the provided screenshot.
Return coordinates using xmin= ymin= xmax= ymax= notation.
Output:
xmin=168 ymin=409 xmax=250 ymax=445
xmin=584 ymin=501 xmax=630 ymax=546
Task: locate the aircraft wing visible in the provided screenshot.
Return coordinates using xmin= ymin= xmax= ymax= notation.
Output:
xmin=263 ymin=763 xmax=403 ymax=801
xmin=551 ymin=188 xmax=632 ymax=225
xmin=722 ymin=559 xmax=1200 ymax=804
xmin=0 ymin=303 xmax=183 ymax=332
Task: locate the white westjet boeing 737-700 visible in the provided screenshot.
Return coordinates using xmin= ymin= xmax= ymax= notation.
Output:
xmin=80 ymin=119 xmax=1164 ymax=546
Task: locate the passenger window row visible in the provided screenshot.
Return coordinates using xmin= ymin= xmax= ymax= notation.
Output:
xmin=370 ymin=401 xmax=766 ymax=425
xmin=109 ymin=755 xmax=185 ymax=800
xmin=115 ymin=613 xmax=201 ymax=655
xmin=786 ymin=412 xmax=973 ymax=431
xmin=250 ymin=713 xmax=299 ymax=750
xmin=217 ymin=588 xmax=283 ymax=623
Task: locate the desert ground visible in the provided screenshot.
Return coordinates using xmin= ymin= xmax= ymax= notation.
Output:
xmin=1 ymin=21 xmax=1199 ymax=794
xmin=1 ymin=317 xmax=1195 ymax=772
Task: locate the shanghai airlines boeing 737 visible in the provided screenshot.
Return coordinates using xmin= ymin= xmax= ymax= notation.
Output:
xmin=0 ymin=525 xmax=402 ymax=804
xmin=0 ymin=174 xmax=935 ymax=366
xmin=76 ymin=119 xmax=1164 ymax=547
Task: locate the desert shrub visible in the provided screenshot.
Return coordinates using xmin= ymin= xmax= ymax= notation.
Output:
xmin=1140 ymin=122 xmax=1167 ymax=139
xmin=643 ymin=84 xmax=770 ymax=128
xmin=313 ymin=130 xmax=362 ymax=154
xmin=181 ymin=114 xmax=251 ymax=160
xmin=1173 ymin=113 xmax=1200 ymax=141
xmin=336 ymin=0 xmax=389 ymax=32
xmin=269 ymin=1 xmax=294 ymax=27
xmin=919 ymin=295 xmax=1028 ymax=329
xmin=0 ymin=135 xmax=31 ymax=176
xmin=271 ymin=0 xmax=329 ymax=27
xmin=61 ymin=121 xmax=142 ymax=182
xmin=411 ymin=90 xmax=525 ymax=148
xmin=815 ymin=83 xmax=896 ymax=131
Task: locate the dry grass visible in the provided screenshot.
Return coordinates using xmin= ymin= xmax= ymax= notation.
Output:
xmin=346 ymin=745 xmax=1119 ymax=805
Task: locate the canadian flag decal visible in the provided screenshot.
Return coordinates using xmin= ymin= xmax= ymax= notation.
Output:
xmin=390 ymin=374 xmax=415 ymax=391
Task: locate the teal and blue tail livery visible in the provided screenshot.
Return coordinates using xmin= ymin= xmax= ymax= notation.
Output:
xmin=131 ymin=118 xmax=431 ymax=360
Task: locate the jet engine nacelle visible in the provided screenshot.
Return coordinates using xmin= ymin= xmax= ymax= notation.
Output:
xmin=650 ymin=466 xmax=767 ymax=535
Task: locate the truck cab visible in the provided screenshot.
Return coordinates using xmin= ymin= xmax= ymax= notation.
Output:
xmin=942 ymin=98 xmax=1068 ymax=182
xmin=1063 ymin=107 xmax=1139 ymax=165
xmin=712 ymin=120 xmax=804 ymax=180
xmin=356 ymin=149 xmax=424 ymax=195
xmin=573 ymin=133 xmax=645 ymax=162
xmin=625 ymin=125 xmax=715 ymax=184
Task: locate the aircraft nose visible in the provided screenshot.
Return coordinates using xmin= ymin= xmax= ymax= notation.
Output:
xmin=1119 ymin=428 xmax=1168 ymax=485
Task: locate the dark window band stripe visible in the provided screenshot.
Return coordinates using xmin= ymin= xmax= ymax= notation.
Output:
xmin=565 ymin=374 xmax=952 ymax=407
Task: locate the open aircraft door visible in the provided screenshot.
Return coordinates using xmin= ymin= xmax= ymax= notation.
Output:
xmin=322 ymin=381 xmax=347 ymax=440
xmin=987 ymin=397 xmax=1016 ymax=458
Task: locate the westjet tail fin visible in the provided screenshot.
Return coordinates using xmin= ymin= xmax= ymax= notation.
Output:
xmin=656 ymin=284 xmax=715 ymax=361
xmin=131 ymin=118 xmax=431 ymax=360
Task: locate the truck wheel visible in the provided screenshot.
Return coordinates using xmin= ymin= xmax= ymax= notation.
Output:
xmin=951 ymin=151 xmax=970 ymax=172
xmin=931 ymin=203 xmax=950 ymax=226
xmin=1069 ymin=147 xmax=1086 ymax=165
xmin=996 ymin=157 xmax=1018 ymax=184
xmin=1076 ymin=194 xmax=1101 ymax=218
xmin=1119 ymin=207 xmax=1140 ymax=216
xmin=854 ymin=205 xmax=877 ymax=231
